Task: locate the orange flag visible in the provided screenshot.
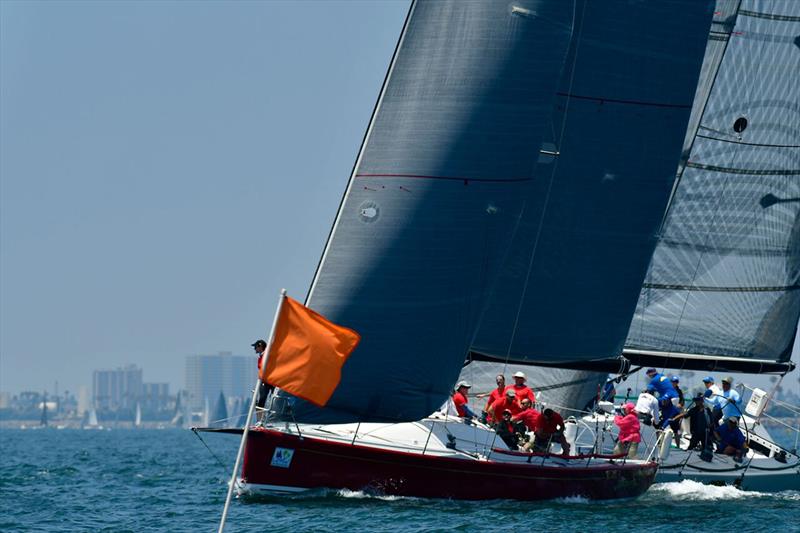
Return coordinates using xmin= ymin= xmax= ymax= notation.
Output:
xmin=261 ymin=296 xmax=360 ymax=407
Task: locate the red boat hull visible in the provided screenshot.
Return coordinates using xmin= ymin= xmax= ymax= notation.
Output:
xmin=242 ymin=428 xmax=657 ymax=500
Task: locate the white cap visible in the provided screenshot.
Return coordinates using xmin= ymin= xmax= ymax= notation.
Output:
xmin=513 ymin=371 xmax=526 ymax=379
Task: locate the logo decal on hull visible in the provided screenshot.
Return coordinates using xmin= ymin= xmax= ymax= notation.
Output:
xmin=271 ymin=447 xmax=295 ymax=468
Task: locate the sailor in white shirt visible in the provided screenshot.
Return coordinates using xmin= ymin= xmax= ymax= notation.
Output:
xmin=635 ymin=386 xmax=660 ymax=426
xmin=702 ymin=376 xmax=723 ymax=410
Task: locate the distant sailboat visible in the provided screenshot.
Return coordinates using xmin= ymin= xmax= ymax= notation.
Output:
xmin=134 ymin=402 xmax=142 ymax=428
xmin=170 ymin=392 xmax=184 ymax=427
xmin=201 ymin=397 xmax=210 ymax=428
xmin=212 ymin=392 xmax=228 ymax=428
xmin=85 ymin=405 xmax=102 ymax=430
xmin=39 ymin=392 xmax=48 ymax=427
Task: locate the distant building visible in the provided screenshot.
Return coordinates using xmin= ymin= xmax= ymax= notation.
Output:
xmin=185 ymin=352 xmax=251 ymax=410
xmin=142 ymin=382 xmax=170 ymax=412
xmin=77 ymin=386 xmax=90 ymax=417
xmin=92 ymin=365 xmax=142 ymax=411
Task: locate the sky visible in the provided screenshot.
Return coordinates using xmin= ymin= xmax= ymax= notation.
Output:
xmin=1 ymin=1 xmax=798 ymax=399
xmin=0 ymin=0 xmax=409 ymax=395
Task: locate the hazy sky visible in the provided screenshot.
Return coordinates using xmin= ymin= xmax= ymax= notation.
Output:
xmin=1 ymin=0 xmax=408 ymax=395
xmin=2 ymin=1 xmax=798 ymax=398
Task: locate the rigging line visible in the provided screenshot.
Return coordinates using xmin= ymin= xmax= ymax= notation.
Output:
xmin=501 ymin=0 xmax=585 ymax=367
xmin=191 ymin=428 xmax=230 ymax=473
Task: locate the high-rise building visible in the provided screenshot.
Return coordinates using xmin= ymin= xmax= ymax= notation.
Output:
xmin=185 ymin=352 xmax=251 ymax=410
xmin=141 ymin=382 xmax=170 ymax=412
xmin=92 ymin=365 xmax=142 ymax=411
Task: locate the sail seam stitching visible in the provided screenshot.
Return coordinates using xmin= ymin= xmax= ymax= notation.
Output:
xmin=685 ymin=161 xmax=800 ymax=176
xmin=641 ymin=283 xmax=800 ymax=293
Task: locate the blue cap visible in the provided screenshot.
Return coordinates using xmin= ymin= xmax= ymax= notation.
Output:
xmin=646 ymin=368 xmax=657 ymax=374
xmin=671 ymin=376 xmax=680 ymax=382
xmin=702 ymin=376 xmax=714 ymax=383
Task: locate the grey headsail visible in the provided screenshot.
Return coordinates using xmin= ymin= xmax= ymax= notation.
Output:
xmin=469 ymin=0 xmax=713 ymax=369
xmin=625 ymin=0 xmax=800 ymax=374
xmin=290 ymin=0 xmax=713 ymax=423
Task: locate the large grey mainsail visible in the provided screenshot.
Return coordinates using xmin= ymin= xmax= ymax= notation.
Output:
xmin=469 ymin=0 xmax=713 ymax=367
xmin=625 ymin=0 xmax=800 ymax=373
xmin=293 ymin=0 xmax=712 ymax=423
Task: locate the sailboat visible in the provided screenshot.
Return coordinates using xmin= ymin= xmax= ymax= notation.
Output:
xmin=210 ymin=0 xmax=723 ymax=501
xmin=559 ymin=0 xmax=800 ymax=491
xmin=40 ymin=392 xmax=48 ymax=428
xmin=134 ymin=402 xmax=142 ymax=428
xmin=85 ymin=405 xmax=102 ymax=430
xmin=464 ymin=0 xmax=800 ymax=492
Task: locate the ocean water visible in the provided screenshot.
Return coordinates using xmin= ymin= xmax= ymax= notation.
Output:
xmin=1 ymin=429 xmax=798 ymax=532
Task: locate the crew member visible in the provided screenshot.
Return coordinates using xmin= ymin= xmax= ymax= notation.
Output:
xmin=453 ymin=381 xmax=476 ymax=420
xmin=714 ymin=416 xmax=747 ymax=462
xmin=718 ymin=376 xmax=742 ymax=423
xmin=480 ymin=374 xmax=507 ymax=424
xmin=670 ymin=389 xmax=713 ymax=454
xmin=635 ymin=386 xmax=659 ymax=427
xmin=252 ymin=339 xmax=271 ymax=419
xmin=489 ymin=388 xmax=522 ymax=422
xmin=613 ymin=402 xmax=641 ymax=458
xmin=495 ymin=409 xmax=524 ymax=450
xmin=529 ymin=408 xmax=571 ymax=455
xmin=512 ymin=397 xmax=539 ymax=432
xmin=510 ymin=371 xmax=536 ymax=405
xmin=645 ymin=368 xmax=678 ymax=426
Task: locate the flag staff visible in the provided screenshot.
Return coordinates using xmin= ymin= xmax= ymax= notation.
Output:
xmin=218 ymin=287 xmax=286 ymax=533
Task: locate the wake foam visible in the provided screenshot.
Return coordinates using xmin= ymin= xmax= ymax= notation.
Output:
xmin=553 ymin=495 xmax=591 ymax=504
xmin=336 ymin=489 xmax=406 ymax=501
xmin=650 ymin=480 xmax=764 ymax=501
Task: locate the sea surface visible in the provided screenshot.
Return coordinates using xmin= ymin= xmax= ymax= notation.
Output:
xmin=1 ymin=428 xmax=798 ymax=532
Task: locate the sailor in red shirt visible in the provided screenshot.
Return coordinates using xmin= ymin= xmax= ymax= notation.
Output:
xmin=452 ymin=381 xmax=476 ymax=419
xmin=489 ymin=388 xmax=522 ymax=423
xmin=512 ymin=398 xmax=540 ymax=431
xmin=510 ymin=371 xmax=536 ymax=405
xmin=480 ymin=374 xmax=507 ymax=424
xmin=529 ymin=408 xmax=571 ymax=455
xmin=252 ymin=339 xmax=271 ymax=421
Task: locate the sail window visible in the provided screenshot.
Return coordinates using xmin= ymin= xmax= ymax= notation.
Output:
xmin=733 ymin=116 xmax=748 ymax=133
xmin=358 ymin=202 xmax=380 ymax=223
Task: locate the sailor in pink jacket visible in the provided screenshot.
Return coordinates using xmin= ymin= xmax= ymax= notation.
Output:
xmin=613 ymin=402 xmax=641 ymax=458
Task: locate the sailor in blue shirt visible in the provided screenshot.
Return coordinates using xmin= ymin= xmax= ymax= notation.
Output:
xmin=645 ymin=368 xmax=678 ymax=427
xmin=715 ymin=416 xmax=747 ymax=461
xmin=718 ymin=376 xmax=742 ymax=421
